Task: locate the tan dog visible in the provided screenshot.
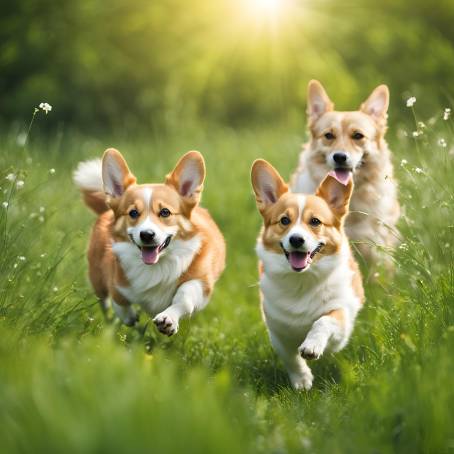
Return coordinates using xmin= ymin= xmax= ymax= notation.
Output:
xmin=252 ymin=159 xmax=364 ymax=390
xmin=291 ymin=80 xmax=400 ymax=270
xmin=74 ymin=149 xmax=225 ymax=335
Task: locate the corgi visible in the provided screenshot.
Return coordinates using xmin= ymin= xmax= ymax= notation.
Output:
xmin=251 ymin=159 xmax=364 ymax=390
xmin=73 ymin=149 xmax=225 ymax=335
xmin=291 ymin=80 xmax=400 ymax=270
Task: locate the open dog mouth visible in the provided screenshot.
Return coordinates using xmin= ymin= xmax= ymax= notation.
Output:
xmin=130 ymin=235 xmax=172 ymax=265
xmin=281 ymin=243 xmax=324 ymax=272
xmin=330 ymin=168 xmax=352 ymax=186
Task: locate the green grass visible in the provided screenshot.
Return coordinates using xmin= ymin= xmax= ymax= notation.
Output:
xmin=0 ymin=109 xmax=453 ymax=453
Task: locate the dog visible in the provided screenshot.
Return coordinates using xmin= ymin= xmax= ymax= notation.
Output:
xmin=290 ymin=80 xmax=400 ymax=270
xmin=251 ymin=159 xmax=364 ymax=390
xmin=73 ymin=149 xmax=225 ymax=335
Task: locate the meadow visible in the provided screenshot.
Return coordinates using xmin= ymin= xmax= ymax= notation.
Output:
xmin=0 ymin=103 xmax=453 ymax=453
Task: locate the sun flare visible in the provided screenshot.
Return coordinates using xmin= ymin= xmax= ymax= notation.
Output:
xmin=241 ymin=0 xmax=293 ymax=30
xmin=252 ymin=0 xmax=283 ymax=15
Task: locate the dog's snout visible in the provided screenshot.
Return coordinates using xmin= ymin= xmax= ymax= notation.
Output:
xmin=289 ymin=235 xmax=305 ymax=249
xmin=140 ymin=230 xmax=156 ymax=244
xmin=333 ymin=152 xmax=348 ymax=165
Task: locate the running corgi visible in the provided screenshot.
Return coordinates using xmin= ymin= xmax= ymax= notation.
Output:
xmin=252 ymin=159 xmax=364 ymax=390
xmin=291 ymin=80 xmax=400 ymax=270
xmin=74 ymin=149 xmax=225 ymax=335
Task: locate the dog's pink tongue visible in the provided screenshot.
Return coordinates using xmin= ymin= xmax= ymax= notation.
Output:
xmin=289 ymin=251 xmax=310 ymax=270
xmin=141 ymin=247 xmax=159 ymax=265
xmin=329 ymin=169 xmax=352 ymax=186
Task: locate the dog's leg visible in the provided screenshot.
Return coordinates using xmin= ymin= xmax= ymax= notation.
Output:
xmin=299 ymin=309 xmax=347 ymax=360
xmin=269 ymin=331 xmax=314 ymax=391
xmin=153 ymin=279 xmax=206 ymax=336
xmin=112 ymin=300 xmax=138 ymax=327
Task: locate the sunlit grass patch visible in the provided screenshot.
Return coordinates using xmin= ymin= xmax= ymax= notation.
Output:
xmin=0 ymin=106 xmax=453 ymax=452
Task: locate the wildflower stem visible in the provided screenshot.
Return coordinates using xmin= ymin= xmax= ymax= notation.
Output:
xmin=24 ymin=108 xmax=39 ymax=146
xmin=410 ymin=106 xmax=420 ymax=154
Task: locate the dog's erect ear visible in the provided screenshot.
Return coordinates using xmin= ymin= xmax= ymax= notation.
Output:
xmin=360 ymin=85 xmax=389 ymax=122
xmin=316 ymin=173 xmax=353 ymax=222
xmin=102 ymin=148 xmax=136 ymax=197
xmin=307 ymin=80 xmax=334 ymax=124
xmin=251 ymin=159 xmax=288 ymax=213
xmin=166 ymin=151 xmax=205 ymax=206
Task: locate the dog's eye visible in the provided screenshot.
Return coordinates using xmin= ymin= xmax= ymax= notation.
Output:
xmin=352 ymin=132 xmax=364 ymax=140
xmin=310 ymin=217 xmax=321 ymax=226
xmin=324 ymin=132 xmax=335 ymax=140
xmin=280 ymin=216 xmax=291 ymax=226
xmin=129 ymin=209 xmax=140 ymax=219
xmin=159 ymin=208 xmax=171 ymax=218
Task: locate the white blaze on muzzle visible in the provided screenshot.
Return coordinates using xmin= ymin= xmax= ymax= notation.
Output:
xmin=126 ymin=188 xmax=177 ymax=265
xmin=281 ymin=195 xmax=322 ymax=271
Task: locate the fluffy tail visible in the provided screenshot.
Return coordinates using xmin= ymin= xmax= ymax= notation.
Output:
xmin=73 ymin=159 xmax=109 ymax=214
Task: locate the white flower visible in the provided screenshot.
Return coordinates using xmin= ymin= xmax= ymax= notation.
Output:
xmin=38 ymin=215 xmax=44 ymax=222
xmin=5 ymin=173 xmax=15 ymax=182
xmin=415 ymin=167 xmax=423 ymax=174
xmin=39 ymin=206 xmax=45 ymax=213
xmin=400 ymin=159 xmax=408 ymax=166
xmin=2 ymin=201 xmax=8 ymax=209
xmin=40 ymin=253 xmax=47 ymax=258
xmin=438 ymin=138 xmax=447 ymax=148
xmin=443 ymin=108 xmax=451 ymax=121
xmin=49 ymin=168 xmax=55 ymax=175
xmin=53 ymin=287 xmax=58 ymax=292
xmin=412 ymin=131 xmax=420 ymax=137
xmin=18 ymin=256 xmax=26 ymax=261
xmin=16 ymin=180 xmax=24 ymax=189
xmin=39 ymin=102 xmax=53 ymax=114
xmin=417 ymin=121 xmax=426 ymax=129
xmin=406 ymin=96 xmax=416 ymax=107
xmin=399 ymin=243 xmax=408 ymax=251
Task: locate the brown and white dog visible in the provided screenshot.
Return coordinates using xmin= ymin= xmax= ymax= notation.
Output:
xmin=74 ymin=149 xmax=225 ymax=335
xmin=252 ymin=159 xmax=364 ymax=390
xmin=291 ymin=80 xmax=400 ymax=269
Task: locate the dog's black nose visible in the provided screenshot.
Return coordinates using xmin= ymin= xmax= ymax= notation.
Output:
xmin=289 ymin=235 xmax=305 ymax=249
xmin=333 ymin=152 xmax=348 ymax=164
xmin=140 ymin=230 xmax=155 ymax=244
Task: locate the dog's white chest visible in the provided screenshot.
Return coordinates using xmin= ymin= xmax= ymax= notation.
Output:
xmin=112 ymin=236 xmax=201 ymax=316
xmin=258 ymin=243 xmax=360 ymax=342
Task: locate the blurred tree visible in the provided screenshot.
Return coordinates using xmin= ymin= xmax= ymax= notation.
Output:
xmin=0 ymin=0 xmax=453 ymax=132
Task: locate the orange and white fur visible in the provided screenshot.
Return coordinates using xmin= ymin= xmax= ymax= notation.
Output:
xmin=252 ymin=160 xmax=364 ymax=390
xmin=291 ymin=80 xmax=400 ymax=269
xmin=73 ymin=149 xmax=225 ymax=335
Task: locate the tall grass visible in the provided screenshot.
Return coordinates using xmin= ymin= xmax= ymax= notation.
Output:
xmin=0 ymin=106 xmax=453 ymax=453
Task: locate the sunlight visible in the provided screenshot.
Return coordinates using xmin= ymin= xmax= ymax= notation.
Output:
xmin=252 ymin=0 xmax=283 ymax=16
xmin=243 ymin=0 xmax=292 ymax=25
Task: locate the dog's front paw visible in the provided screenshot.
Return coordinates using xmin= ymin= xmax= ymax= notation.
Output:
xmin=153 ymin=311 xmax=179 ymax=336
xmin=289 ymin=370 xmax=314 ymax=391
xmin=299 ymin=337 xmax=326 ymax=360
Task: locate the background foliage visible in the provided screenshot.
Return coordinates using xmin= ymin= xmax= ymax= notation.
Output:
xmin=1 ymin=0 xmax=454 ymax=130
xmin=1 ymin=0 xmax=454 ymax=452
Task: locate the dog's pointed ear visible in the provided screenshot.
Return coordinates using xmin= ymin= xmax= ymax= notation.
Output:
xmin=307 ymin=80 xmax=334 ymax=124
xmin=251 ymin=159 xmax=288 ymax=213
xmin=102 ymin=148 xmax=136 ymax=197
xmin=316 ymin=173 xmax=353 ymax=222
xmin=166 ymin=151 xmax=205 ymax=206
xmin=360 ymin=84 xmax=389 ymax=122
